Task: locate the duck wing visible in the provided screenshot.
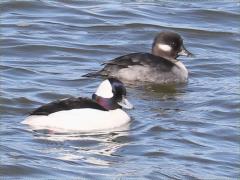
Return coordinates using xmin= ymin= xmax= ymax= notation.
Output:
xmin=102 ymin=53 xmax=175 ymax=72
xmin=83 ymin=53 xmax=175 ymax=77
xmin=102 ymin=53 xmax=145 ymax=67
xmin=30 ymin=97 xmax=107 ymax=115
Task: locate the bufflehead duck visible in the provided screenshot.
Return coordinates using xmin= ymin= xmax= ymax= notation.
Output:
xmin=84 ymin=31 xmax=193 ymax=84
xmin=21 ymin=78 xmax=133 ymax=132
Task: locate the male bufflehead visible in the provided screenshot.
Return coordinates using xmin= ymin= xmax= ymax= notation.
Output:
xmin=84 ymin=31 xmax=193 ymax=84
xmin=21 ymin=78 xmax=133 ymax=132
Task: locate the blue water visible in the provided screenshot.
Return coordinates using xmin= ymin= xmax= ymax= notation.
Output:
xmin=1 ymin=0 xmax=239 ymax=179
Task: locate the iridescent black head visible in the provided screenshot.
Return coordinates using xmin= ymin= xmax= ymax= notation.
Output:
xmin=92 ymin=78 xmax=133 ymax=110
xmin=152 ymin=31 xmax=192 ymax=59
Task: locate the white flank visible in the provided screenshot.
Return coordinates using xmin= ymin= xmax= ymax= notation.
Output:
xmin=95 ymin=79 xmax=113 ymax=98
xmin=21 ymin=108 xmax=131 ymax=132
xmin=157 ymin=44 xmax=172 ymax=52
xmin=118 ymin=65 xmax=151 ymax=82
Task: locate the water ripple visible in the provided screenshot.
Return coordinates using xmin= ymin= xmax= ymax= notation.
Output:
xmin=1 ymin=0 xmax=239 ymax=179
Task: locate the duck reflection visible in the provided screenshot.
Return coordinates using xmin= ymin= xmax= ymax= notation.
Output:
xmin=30 ymin=124 xmax=131 ymax=166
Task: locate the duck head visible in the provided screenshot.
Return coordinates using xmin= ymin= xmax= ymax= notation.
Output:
xmin=152 ymin=31 xmax=193 ymax=59
xmin=92 ymin=78 xmax=133 ymax=110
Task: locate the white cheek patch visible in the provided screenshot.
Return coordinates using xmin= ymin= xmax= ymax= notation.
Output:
xmin=95 ymin=80 xmax=113 ymax=98
xmin=157 ymin=44 xmax=172 ymax=52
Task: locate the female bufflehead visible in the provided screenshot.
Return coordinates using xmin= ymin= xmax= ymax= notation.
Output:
xmin=21 ymin=78 xmax=133 ymax=132
xmin=84 ymin=31 xmax=193 ymax=84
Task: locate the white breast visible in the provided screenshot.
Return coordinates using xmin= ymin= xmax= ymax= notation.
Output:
xmin=21 ymin=108 xmax=131 ymax=132
xmin=171 ymin=61 xmax=188 ymax=82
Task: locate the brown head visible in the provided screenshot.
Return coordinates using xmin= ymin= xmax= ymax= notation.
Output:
xmin=152 ymin=31 xmax=192 ymax=59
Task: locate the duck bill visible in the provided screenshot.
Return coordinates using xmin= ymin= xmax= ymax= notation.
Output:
xmin=117 ymin=97 xmax=133 ymax=109
xmin=178 ymin=45 xmax=193 ymax=57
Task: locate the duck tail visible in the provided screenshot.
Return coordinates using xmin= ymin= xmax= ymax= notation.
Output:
xmin=82 ymin=71 xmax=98 ymax=77
xmin=82 ymin=70 xmax=106 ymax=77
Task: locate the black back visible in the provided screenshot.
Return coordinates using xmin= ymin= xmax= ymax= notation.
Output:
xmin=103 ymin=52 xmax=175 ymax=72
xmin=30 ymin=97 xmax=107 ymax=115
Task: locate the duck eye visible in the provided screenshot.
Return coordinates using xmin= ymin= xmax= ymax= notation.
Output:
xmin=171 ymin=42 xmax=176 ymax=47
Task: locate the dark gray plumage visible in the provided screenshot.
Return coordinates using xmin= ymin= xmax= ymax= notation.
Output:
xmin=83 ymin=31 xmax=192 ymax=84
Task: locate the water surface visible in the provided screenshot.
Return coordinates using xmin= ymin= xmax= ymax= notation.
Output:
xmin=1 ymin=0 xmax=240 ymax=179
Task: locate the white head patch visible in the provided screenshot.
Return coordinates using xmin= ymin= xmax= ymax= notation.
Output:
xmin=158 ymin=44 xmax=172 ymax=52
xmin=95 ymin=79 xmax=113 ymax=98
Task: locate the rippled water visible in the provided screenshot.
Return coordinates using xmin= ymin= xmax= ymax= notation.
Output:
xmin=1 ymin=0 xmax=240 ymax=179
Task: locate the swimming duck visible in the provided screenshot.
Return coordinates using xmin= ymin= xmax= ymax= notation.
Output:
xmin=21 ymin=78 xmax=133 ymax=132
xmin=84 ymin=31 xmax=193 ymax=84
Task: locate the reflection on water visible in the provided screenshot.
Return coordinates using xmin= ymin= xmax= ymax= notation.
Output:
xmin=31 ymin=129 xmax=130 ymax=166
xmin=142 ymin=83 xmax=181 ymax=99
